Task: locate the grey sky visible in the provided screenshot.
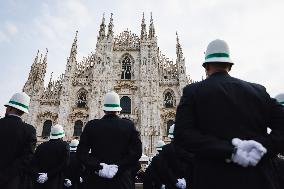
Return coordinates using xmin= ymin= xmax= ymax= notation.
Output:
xmin=0 ymin=0 xmax=283 ymax=116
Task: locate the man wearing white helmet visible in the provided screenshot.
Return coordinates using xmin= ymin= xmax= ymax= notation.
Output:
xmin=64 ymin=139 xmax=84 ymax=189
xmin=32 ymin=124 xmax=70 ymax=189
xmin=77 ymin=91 xmax=142 ymax=189
xmin=174 ymin=39 xmax=284 ymax=189
xmin=0 ymin=92 xmax=37 ymax=189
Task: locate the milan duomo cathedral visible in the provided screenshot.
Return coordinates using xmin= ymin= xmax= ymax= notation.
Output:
xmin=22 ymin=13 xmax=193 ymax=156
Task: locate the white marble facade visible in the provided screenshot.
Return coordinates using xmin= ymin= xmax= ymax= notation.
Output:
xmin=22 ymin=13 xmax=192 ymax=156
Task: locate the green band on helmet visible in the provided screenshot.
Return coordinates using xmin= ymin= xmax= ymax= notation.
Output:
xmin=280 ymin=101 xmax=284 ymax=105
xmin=104 ymin=104 xmax=120 ymax=108
xmin=51 ymin=132 xmax=65 ymax=136
xmin=205 ymin=53 xmax=229 ymax=60
xmin=8 ymin=100 xmax=29 ymax=110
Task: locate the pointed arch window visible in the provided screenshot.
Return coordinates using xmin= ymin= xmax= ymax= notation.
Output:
xmin=121 ymin=56 xmax=132 ymax=80
xmin=121 ymin=96 xmax=131 ymax=114
xmin=164 ymin=92 xmax=174 ymax=108
xmin=77 ymin=90 xmax=87 ymax=108
xmin=42 ymin=120 xmax=52 ymax=138
xmin=74 ymin=120 xmax=83 ymax=137
xmin=167 ymin=120 xmax=175 ymax=135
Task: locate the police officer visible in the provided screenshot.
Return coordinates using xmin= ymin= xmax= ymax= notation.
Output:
xmin=0 ymin=92 xmax=37 ymax=189
xmin=174 ymin=39 xmax=284 ymax=189
xmin=142 ymin=140 xmax=165 ymax=189
xmin=64 ymin=139 xmax=84 ymax=189
xmin=158 ymin=124 xmax=192 ymax=189
xmin=32 ymin=124 xmax=70 ymax=189
xmin=77 ymin=91 xmax=142 ymax=189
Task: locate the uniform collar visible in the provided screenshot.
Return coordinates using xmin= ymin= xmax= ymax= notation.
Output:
xmin=5 ymin=114 xmax=22 ymax=120
xmin=208 ymin=71 xmax=229 ymax=78
xmin=102 ymin=114 xmax=119 ymax=119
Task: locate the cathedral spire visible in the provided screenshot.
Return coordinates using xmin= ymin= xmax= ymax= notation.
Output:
xmin=98 ymin=13 xmax=106 ymax=40
xmin=33 ymin=50 xmax=40 ymax=65
xmin=43 ymin=48 xmax=48 ymax=64
xmin=107 ymin=13 xmax=114 ymax=39
xmin=70 ymin=31 xmax=78 ymax=58
xmin=148 ymin=12 xmax=155 ymax=39
xmin=176 ymin=32 xmax=183 ymax=60
xmin=141 ymin=12 xmax=147 ymax=40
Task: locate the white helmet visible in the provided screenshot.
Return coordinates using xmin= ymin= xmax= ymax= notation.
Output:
xmin=70 ymin=139 xmax=79 ymax=151
xmin=168 ymin=124 xmax=175 ymax=139
xmin=275 ymin=93 xmax=284 ymax=105
xmin=5 ymin=92 xmax=30 ymax=113
xmin=102 ymin=91 xmax=122 ymax=112
xmin=203 ymin=39 xmax=234 ymax=67
xmin=139 ymin=154 xmax=149 ymax=162
xmin=50 ymin=124 xmax=65 ymax=139
xmin=156 ymin=140 xmax=165 ymax=151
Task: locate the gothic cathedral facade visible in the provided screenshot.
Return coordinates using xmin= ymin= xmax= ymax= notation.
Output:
xmin=22 ymin=13 xmax=192 ymax=156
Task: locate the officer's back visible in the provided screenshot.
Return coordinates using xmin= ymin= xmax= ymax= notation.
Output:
xmin=33 ymin=139 xmax=69 ymax=172
xmin=190 ymin=72 xmax=271 ymax=140
xmin=82 ymin=114 xmax=136 ymax=164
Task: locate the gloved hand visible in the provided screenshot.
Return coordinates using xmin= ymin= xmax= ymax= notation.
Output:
xmin=108 ymin=164 xmax=118 ymax=177
xmin=176 ymin=178 xmax=186 ymax=189
xmin=231 ymin=138 xmax=267 ymax=167
xmin=37 ymin=173 xmax=48 ymax=184
xmin=231 ymin=148 xmax=250 ymax=167
xmin=98 ymin=163 xmax=118 ymax=179
xmin=232 ymin=138 xmax=267 ymax=155
xmin=64 ymin=179 xmax=72 ymax=187
xmin=161 ymin=184 xmax=166 ymax=189
xmin=80 ymin=177 xmax=83 ymax=183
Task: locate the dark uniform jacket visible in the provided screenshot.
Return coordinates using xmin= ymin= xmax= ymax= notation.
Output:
xmin=32 ymin=139 xmax=70 ymax=189
xmin=143 ymin=155 xmax=164 ymax=189
xmin=77 ymin=114 xmax=142 ymax=189
xmin=174 ymin=71 xmax=284 ymax=189
xmin=143 ymin=144 xmax=193 ymax=189
xmin=160 ymin=143 xmax=194 ymax=189
xmin=0 ymin=115 xmax=37 ymax=189
xmin=273 ymin=156 xmax=284 ymax=189
xmin=64 ymin=151 xmax=84 ymax=189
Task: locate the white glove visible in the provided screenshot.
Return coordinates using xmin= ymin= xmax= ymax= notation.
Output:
xmin=176 ymin=178 xmax=186 ymax=189
xmin=231 ymin=138 xmax=267 ymax=167
xmin=231 ymin=148 xmax=250 ymax=167
xmin=64 ymin=179 xmax=72 ymax=187
xmin=232 ymin=138 xmax=267 ymax=155
xmin=37 ymin=173 xmax=48 ymax=184
xmin=98 ymin=163 xmax=118 ymax=179
xmin=80 ymin=177 xmax=83 ymax=183
xmin=161 ymin=184 xmax=166 ymax=189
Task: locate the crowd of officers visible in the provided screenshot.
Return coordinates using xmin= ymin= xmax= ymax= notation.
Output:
xmin=1 ymin=39 xmax=284 ymax=189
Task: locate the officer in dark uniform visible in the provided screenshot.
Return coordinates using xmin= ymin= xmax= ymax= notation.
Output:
xmin=64 ymin=139 xmax=84 ymax=189
xmin=174 ymin=39 xmax=284 ymax=189
xmin=77 ymin=91 xmax=142 ymax=189
xmin=142 ymin=141 xmax=165 ymax=189
xmin=32 ymin=124 xmax=70 ymax=189
xmin=0 ymin=92 xmax=37 ymax=189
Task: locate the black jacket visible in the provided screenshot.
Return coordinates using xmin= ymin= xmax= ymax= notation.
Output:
xmin=0 ymin=115 xmax=37 ymax=189
xmin=174 ymin=71 xmax=284 ymax=189
xmin=32 ymin=139 xmax=70 ymax=189
xmin=64 ymin=152 xmax=84 ymax=189
xmin=77 ymin=114 xmax=142 ymax=189
xmin=160 ymin=143 xmax=194 ymax=188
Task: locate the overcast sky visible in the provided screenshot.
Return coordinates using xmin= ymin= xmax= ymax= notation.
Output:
xmin=0 ymin=0 xmax=283 ymax=116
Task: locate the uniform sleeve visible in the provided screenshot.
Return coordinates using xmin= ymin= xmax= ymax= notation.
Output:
xmin=76 ymin=122 xmax=102 ymax=172
xmin=9 ymin=125 xmax=37 ymax=175
xmin=254 ymin=91 xmax=284 ymax=157
xmin=174 ymin=86 xmax=234 ymax=159
xmin=47 ymin=143 xmax=70 ymax=178
xmin=116 ymin=123 xmax=142 ymax=173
